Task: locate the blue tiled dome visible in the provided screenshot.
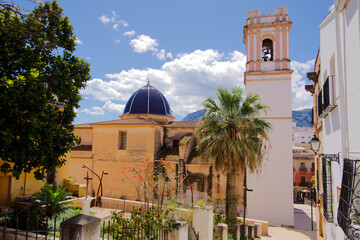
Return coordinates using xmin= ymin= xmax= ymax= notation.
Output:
xmin=123 ymin=83 xmax=172 ymax=116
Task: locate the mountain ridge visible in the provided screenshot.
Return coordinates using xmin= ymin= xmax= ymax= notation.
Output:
xmin=182 ymin=108 xmax=312 ymax=127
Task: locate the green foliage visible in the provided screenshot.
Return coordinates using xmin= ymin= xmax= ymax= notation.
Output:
xmin=196 ymin=87 xmax=271 ymax=222
xmin=107 ymin=206 xmax=172 ymax=239
xmin=311 ymin=175 xmax=316 ymax=187
xmin=0 ymin=0 xmax=91 ymax=179
xmin=214 ymin=210 xmax=225 ymax=226
xmin=33 ymin=184 xmax=72 ymax=219
xmin=5 ymin=204 xmax=47 ymax=231
xmin=196 ymin=199 xmax=206 ymax=207
xmin=196 ymin=87 xmax=271 ymax=172
xmin=48 ymin=207 xmax=82 ymax=237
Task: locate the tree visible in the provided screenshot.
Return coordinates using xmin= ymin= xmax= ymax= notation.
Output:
xmin=0 ymin=1 xmax=91 ymax=180
xmin=196 ymin=87 xmax=271 ymax=224
xmin=33 ymin=184 xmax=71 ymax=219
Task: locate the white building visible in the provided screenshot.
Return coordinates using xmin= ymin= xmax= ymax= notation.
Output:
xmin=243 ymin=7 xmax=294 ymax=227
xmin=307 ymin=0 xmax=360 ymax=239
xmin=293 ymin=126 xmax=313 ymax=144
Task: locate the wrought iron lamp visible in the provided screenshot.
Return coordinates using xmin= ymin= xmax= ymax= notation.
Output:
xmin=310 ymin=135 xmax=320 ymax=154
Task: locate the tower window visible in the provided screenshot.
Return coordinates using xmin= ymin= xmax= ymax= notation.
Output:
xmin=118 ymin=131 xmax=127 ymax=150
xmin=262 ymin=39 xmax=273 ymax=61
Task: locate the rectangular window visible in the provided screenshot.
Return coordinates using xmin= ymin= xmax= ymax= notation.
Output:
xmin=318 ymin=90 xmax=323 ymax=117
xmin=118 ymin=131 xmax=127 ymax=150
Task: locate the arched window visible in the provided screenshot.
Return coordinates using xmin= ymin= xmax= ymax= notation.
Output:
xmin=262 ymin=39 xmax=273 ymax=61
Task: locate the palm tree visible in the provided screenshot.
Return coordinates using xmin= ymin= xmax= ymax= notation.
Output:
xmin=33 ymin=184 xmax=71 ymax=219
xmin=196 ymin=87 xmax=271 ymax=224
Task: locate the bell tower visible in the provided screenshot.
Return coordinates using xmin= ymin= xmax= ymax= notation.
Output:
xmin=244 ymin=7 xmax=294 ymax=227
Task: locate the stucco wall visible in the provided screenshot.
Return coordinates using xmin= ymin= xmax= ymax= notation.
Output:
xmin=246 ymin=119 xmax=294 ymax=227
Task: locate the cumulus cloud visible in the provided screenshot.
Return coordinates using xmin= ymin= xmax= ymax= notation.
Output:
xmin=103 ymin=101 xmax=125 ymax=114
xmin=99 ymin=11 xmax=128 ymax=28
xmin=81 ymin=49 xmax=314 ymax=118
xmin=130 ymin=35 xmax=158 ymax=53
xmin=75 ymin=37 xmax=83 ymax=45
xmin=113 ymin=23 xmax=119 ymax=30
xmin=81 ymin=106 xmax=104 ymax=116
xmin=81 ymin=49 xmax=246 ymax=117
xmin=166 ymin=52 xmax=173 ymax=59
xmin=99 ymin=15 xmax=111 ymax=24
xmin=155 ymin=49 xmax=166 ymax=60
xmin=291 ymin=59 xmax=315 ymax=110
xmin=124 ymin=30 xmax=136 ymax=37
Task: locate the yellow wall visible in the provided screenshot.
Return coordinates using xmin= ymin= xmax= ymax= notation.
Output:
xmin=76 ymin=128 xmax=93 ymax=144
xmin=0 ymin=163 xmax=46 ymax=202
xmin=63 ymin=124 xmax=162 ymax=200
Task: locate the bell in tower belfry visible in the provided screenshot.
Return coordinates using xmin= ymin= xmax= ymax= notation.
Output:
xmin=243 ymin=7 xmax=294 ymax=227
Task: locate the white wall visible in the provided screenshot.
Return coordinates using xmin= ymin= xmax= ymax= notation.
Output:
xmin=247 ymin=119 xmax=294 ymax=226
xmin=245 ymin=74 xmax=293 ymax=226
xmin=318 ymin=1 xmax=360 ymax=239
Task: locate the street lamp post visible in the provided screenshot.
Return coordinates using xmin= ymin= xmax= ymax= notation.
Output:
xmin=309 ymin=135 xmax=321 ymax=232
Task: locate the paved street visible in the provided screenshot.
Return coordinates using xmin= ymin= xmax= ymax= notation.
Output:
xmin=263 ymin=204 xmax=317 ymax=240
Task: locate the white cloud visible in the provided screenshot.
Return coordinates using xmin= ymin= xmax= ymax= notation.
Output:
xmin=81 ymin=49 xmax=314 ymax=118
xmin=81 ymin=106 xmax=104 ymax=116
xmin=100 ymin=12 xmax=128 ymax=28
xmin=291 ymin=59 xmax=315 ymax=110
xmin=155 ymin=49 xmax=166 ymax=60
xmin=102 ymin=101 xmax=125 ymax=114
xmin=114 ymin=38 xmax=121 ymax=44
xmin=130 ymin=35 xmax=158 ymax=53
xmin=99 ymin=15 xmax=111 ymax=24
xmin=113 ymin=24 xmax=119 ymax=30
xmin=75 ymin=37 xmax=83 ymax=45
xmin=82 ymin=49 xmax=246 ymax=117
xmin=166 ymin=52 xmax=173 ymax=59
xmin=124 ymin=30 xmax=136 ymax=37
xmin=119 ymin=20 xmax=129 ymax=27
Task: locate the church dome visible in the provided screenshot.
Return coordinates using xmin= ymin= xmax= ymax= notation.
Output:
xmin=123 ymin=83 xmax=172 ymax=116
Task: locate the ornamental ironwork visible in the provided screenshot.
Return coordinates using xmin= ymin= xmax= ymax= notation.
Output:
xmin=338 ymin=158 xmax=360 ymax=240
xmin=322 ymin=157 xmax=333 ymax=222
xmin=321 ymin=153 xmax=339 ymax=163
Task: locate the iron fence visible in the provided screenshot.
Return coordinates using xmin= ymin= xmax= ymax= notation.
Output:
xmin=0 ymin=214 xmax=66 ymax=240
xmin=101 ymin=219 xmax=172 ymax=240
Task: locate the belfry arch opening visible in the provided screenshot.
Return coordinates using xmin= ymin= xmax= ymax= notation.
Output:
xmin=262 ymin=39 xmax=273 ymax=61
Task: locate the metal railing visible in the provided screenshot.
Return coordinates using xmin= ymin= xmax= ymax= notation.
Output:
xmin=101 ymin=219 xmax=172 ymax=240
xmin=338 ymin=158 xmax=360 ymax=240
xmin=299 ymin=167 xmax=308 ymax=172
xmin=0 ymin=214 xmax=67 ymax=240
xmin=322 ymin=158 xmax=333 ymax=222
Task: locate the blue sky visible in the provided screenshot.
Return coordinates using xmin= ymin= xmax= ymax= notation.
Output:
xmin=19 ymin=0 xmax=334 ymax=124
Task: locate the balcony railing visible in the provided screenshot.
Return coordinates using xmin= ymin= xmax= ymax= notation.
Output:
xmin=299 ymin=167 xmax=308 ymax=172
xmin=322 ymin=158 xmax=333 ymax=222
xmin=338 ymin=158 xmax=360 ymax=240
